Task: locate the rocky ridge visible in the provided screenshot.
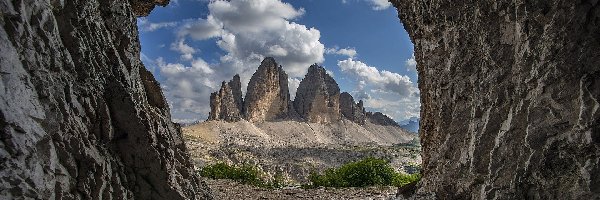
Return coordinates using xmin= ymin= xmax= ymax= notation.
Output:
xmin=208 ymin=77 xmax=243 ymax=122
xmin=0 ymin=0 xmax=211 ymax=199
xmin=209 ymin=57 xmax=400 ymax=126
xmin=340 ymin=92 xmax=367 ymax=125
xmin=393 ymin=0 xmax=600 ymax=199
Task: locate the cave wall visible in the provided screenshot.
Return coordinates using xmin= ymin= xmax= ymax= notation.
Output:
xmin=0 ymin=0 xmax=211 ymax=199
xmin=393 ymin=0 xmax=599 ymax=199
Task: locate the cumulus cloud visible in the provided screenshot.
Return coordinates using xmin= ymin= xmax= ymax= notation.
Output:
xmin=169 ymin=0 xmax=324 ymax=78
xmin=178 ymin=16 xmax=223 ymax=40
xmin=338 ymin=58 xmax=417 ymax=97
xmin=138 ymin=18 xmax=178 ymax=32
xmin=326 ymin=47 xmax=357 ymax=58
xmin=368 ymin=0 xmax=392 ymax=10
xmin=338 ymin=58 xmax=420 ymax=121
xmin=288 ymin=78 xmax=302 ymax=100
xmin=170 ymin=39 xmax=196 ymax=60
xmin=208 ymin=0 xmax=305 ymax=33
xmin=156 ymin=57 xmax=217 ymax=122
xmin=405 ymin=54 xmax=417 ymax=72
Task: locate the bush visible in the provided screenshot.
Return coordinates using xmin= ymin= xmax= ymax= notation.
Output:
xmin=199 ymin=163 xmax=287 ymax=188
xmin=199 ymin=163 xmax=264 ymax=186
xmin=392 ymin=173 xmax=421 ymax=187
xmin=308 ymin=157 xmax=420 ymax=188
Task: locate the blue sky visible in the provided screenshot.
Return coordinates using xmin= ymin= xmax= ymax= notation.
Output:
xmin=138 ymin=0 xmax=419 ymax=124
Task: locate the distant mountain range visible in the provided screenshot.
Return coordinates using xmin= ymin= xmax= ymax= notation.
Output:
xmin=400 ymin=118 xmax=420 ymax=133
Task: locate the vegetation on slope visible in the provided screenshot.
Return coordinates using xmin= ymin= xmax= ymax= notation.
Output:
xmin=307 ymin=157 xmax=421 ymax=188
xmin=199 ymin=163 xmax=284 ymax=188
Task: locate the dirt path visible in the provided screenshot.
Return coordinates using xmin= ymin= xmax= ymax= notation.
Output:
xmin=206 ymin=179 xmax=398 ymax=200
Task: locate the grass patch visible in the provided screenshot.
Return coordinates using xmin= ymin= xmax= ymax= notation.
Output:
xmin=199 ymin=163 xmax=285 ymax=188
xmin=307 ymin=157 xmax=420 ymax=188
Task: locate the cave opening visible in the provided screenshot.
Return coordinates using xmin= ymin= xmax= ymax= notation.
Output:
xmin=137 ymin=0 xmax=422 ymax=194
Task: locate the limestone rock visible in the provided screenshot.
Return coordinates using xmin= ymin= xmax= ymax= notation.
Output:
xmin=366 ymin=112 xmax=399 ymax=127
xmin=339 ymin=92 xmax=367 ymax=124
xmin=244 ymin=57 xmax=291 ymax=122
xmin=393 ymin=0 xmax=600 ymax=199
xmin=294 ymin=64 xmax=341 ymax=123
xmin=229 ymin=74 xmax=244 ymax=113
xmin=208 ymin=75 xmax=244 ymax=122
xmin=0 ymin=1 xmax=211 ymax=199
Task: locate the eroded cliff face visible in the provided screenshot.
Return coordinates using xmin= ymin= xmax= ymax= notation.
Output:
xmin=339 ymin=92 xmax=367 ymax=125
xmin=0 ymin=0 xmax=211 ymax=199
xmin=294 ymin=64 xmax=341 ymax=123
xmin=209 ymin=77 xmax=244 ymax=122
xmin=393 ymin=0 xmax=599 ymax=199
xmin=244 ymin=57 xmax=292 ymax=123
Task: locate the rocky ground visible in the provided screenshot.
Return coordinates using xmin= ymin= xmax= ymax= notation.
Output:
xmin=183 ymin=120 xmax=421 ymax=184
xmin=206 ymin=179 xmax=398 ymax=200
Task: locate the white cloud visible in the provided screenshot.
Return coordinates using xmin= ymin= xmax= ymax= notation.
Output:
xmin=208 ymin=0 xmax=305 ymax=33
xmin=405 ymin=54 xmax=417 ymax=72
xmin=156 ymin=57 xmax=218 ymax=122
xmin=326 ymin=47 xmax=357 ymax=58
xmin=338 ymin=58 xmax=420 ymax=121
xmin=368 ymin=0 xmax=392 ymax=10
xmin=288 ymin=78 xmax=301 ymax=100
xmin=138 ymin=18 xmax=178 ymax=32
xmin=178 ymin=16 xmax=223 ymax=40
xmin=170 ymin=39 xmax=196 ymax=60
xmin=338 ymin=58 xmax=417 ymax=97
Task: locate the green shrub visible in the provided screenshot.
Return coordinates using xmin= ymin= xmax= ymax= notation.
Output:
xmin=200 ymin=163 xmax=289 ymax=188
xmin=392 ymin=173 xmax=421 ymax=187
xmin=308 ymin=157 xmax=421 ymax=188
xmin=199 ymin=163 xmax=264 ymax=186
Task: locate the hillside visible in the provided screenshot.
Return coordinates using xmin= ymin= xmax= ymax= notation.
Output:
xmin=183 ymin=120 xmax=420 ymax=183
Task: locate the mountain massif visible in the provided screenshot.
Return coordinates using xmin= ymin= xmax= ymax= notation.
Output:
xmin=207 ymin=57 xmax=405 ymax=128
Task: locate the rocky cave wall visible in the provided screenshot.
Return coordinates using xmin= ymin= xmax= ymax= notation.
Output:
xmin=0 ymin=0 xmax=211 ymax=199
xmin=393 ymin=0 xmax=599 ymax=199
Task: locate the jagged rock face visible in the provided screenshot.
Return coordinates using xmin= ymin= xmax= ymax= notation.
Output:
xmin=0 ymin=0 xmax=211 ymax=199
xmin=229 ymin=74 xmax=244 ymax=113
xmin=339 ymin=92 xmax=366 ymax=124
xmin=208 ymin=76 xmax=243 ymax=122
xmin=244 ymin=57 xmax=291 ymax=122
xmin=294 ymin=64 xmax=341 ymax=123
xmin=393 ymin=0 xmax=600 ymax=199
xmin=366 ymin=112 xmax=399 ymax=127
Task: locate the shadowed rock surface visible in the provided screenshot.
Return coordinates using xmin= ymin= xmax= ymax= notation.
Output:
xmin=0 ymin=0 xmax=211 ymax=199
xmin=393 ymin=0 xmax=600 ymax=199
xmin=208 ymin=76 xmax=244 ymax=122
xmin=339 ymin=92 xmax=367 ymax=125
xmin=294 ymin=64 xmax=341 ymax=123
xmin=244 ymin=57 xmax=292 ymax=122
xmin=367 ymin=112 xmax=400 ymax=127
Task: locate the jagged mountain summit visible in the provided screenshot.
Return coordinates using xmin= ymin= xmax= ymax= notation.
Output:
xmin=244 ymin=57 xmax=293 ymax=122
xmin=294 ymin=64 xmax=342 ymax=123
xmin=208 ymin=57 xmax=402 ymax=126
